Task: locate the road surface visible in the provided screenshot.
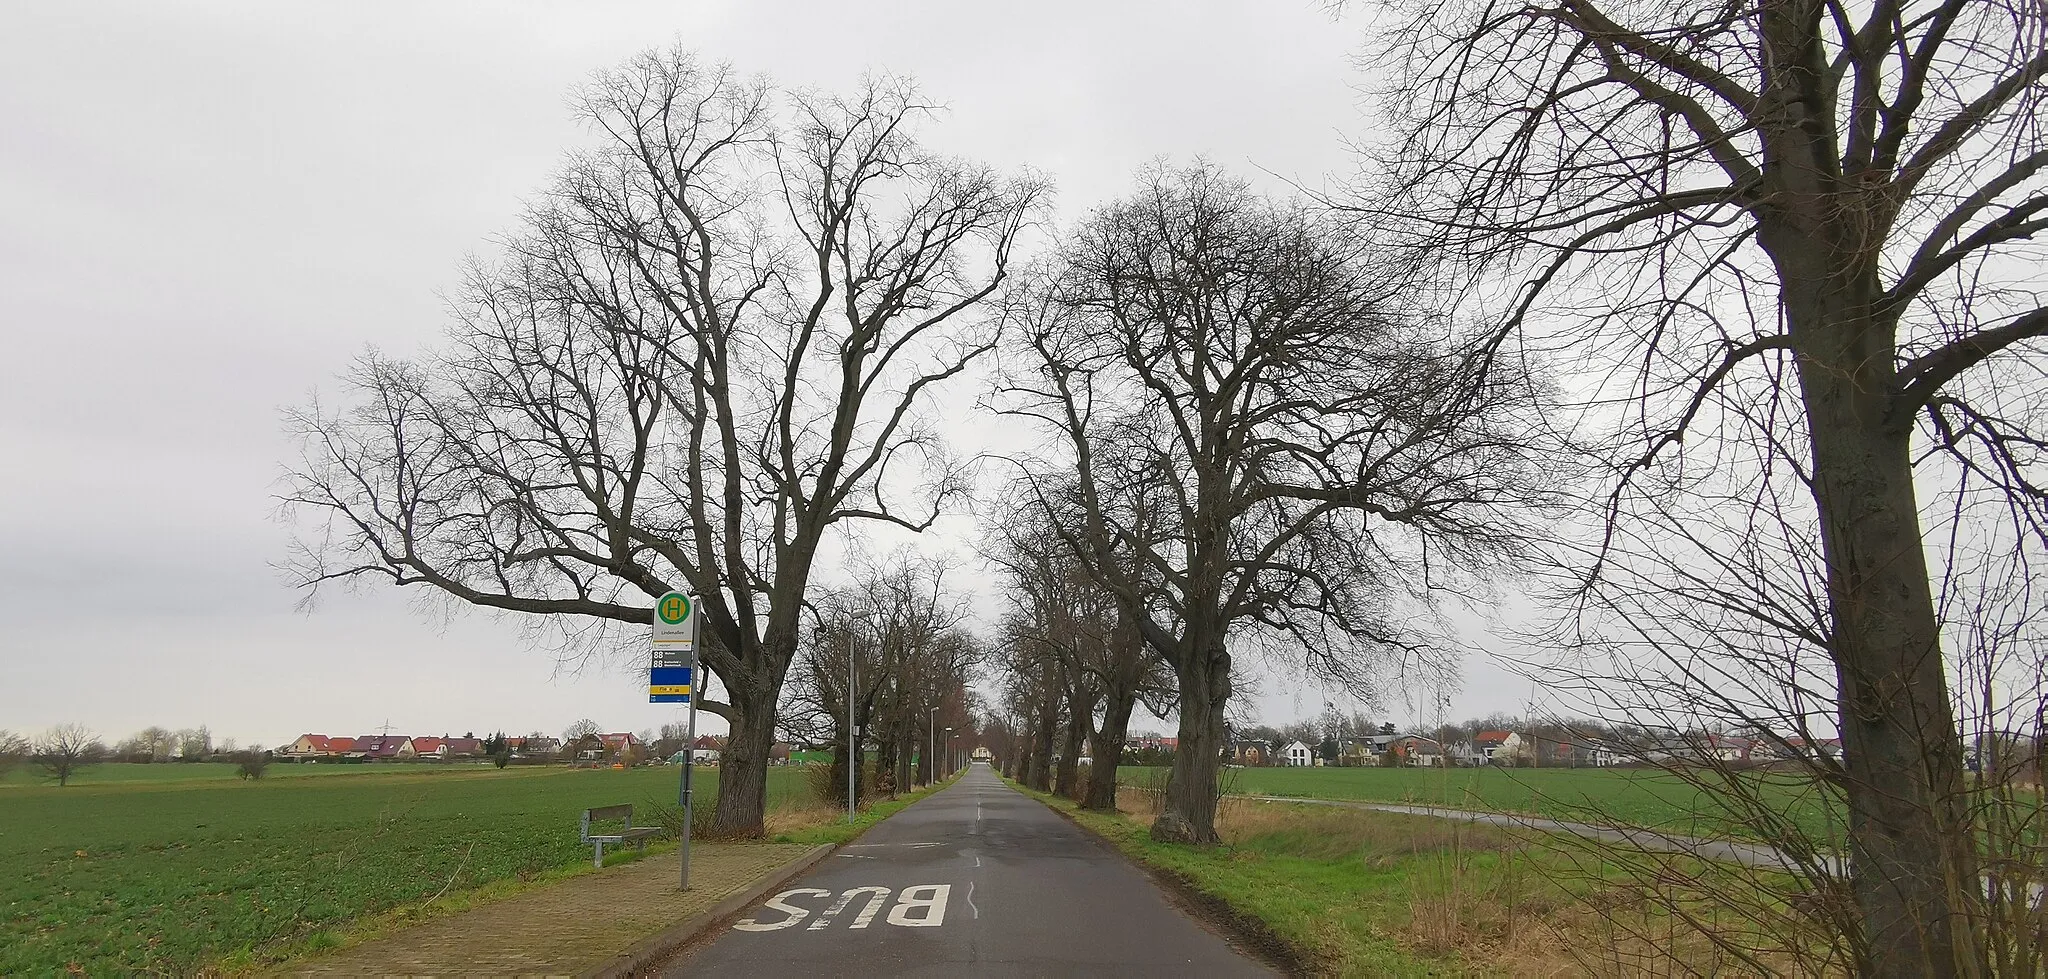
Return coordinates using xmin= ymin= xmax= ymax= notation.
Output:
xmin=666 ymin=763 xmax=1272 ymax=977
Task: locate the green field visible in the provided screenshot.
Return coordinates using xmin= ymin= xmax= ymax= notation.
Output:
xmin=0 ymin=760 xmax=495 ymax=787
xmin=1120 ymin=765 xmax=1845 ymax=842
xmin=0 ymin=762 xmax=816 ymax=974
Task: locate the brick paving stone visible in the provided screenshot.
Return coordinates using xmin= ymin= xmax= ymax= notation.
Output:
xmin=277 ymin=841 xmax=813 ymax=977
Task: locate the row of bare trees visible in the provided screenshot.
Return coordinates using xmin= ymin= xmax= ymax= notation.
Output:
xmin=985 ymin=163 xmax=1541 ymax=839
xmin=282 ymin=51 xmax=1041 ymax=836
xmin=778 ymin=551 xmax=984 ymax=803
xmin=108 ymin=725 xmax=231 ymax=763
xmin=281 ymin=4 xmax=2048 ymax=967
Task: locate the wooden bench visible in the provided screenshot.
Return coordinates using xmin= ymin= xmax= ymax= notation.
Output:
xmin=579 ymin=804 xmax=661 ymax=867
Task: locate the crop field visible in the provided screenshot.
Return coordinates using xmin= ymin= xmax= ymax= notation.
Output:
xmin=0 ymin=760 xmax=488 ymax=786
xmin=0 ymin=763 xmax=817 ymax=974
xmin=1118 ymin=764 xmax=1844 ymax=841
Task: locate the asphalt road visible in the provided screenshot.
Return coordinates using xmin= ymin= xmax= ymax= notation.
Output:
xmin=667 ymin=763 xmax=1272 ymax=977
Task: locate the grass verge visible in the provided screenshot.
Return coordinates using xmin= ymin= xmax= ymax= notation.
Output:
xmin=1011 ymin=778 xmax=1793 ymax=976
xmin=769 ymin=772 xmax=965 ymax=847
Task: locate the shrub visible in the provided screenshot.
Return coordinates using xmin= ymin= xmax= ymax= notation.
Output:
xmin=235 ymin=751 xmax=270 ymax=780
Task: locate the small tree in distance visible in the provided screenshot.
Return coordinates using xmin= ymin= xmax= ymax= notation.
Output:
xmin=235 ymin=750 xmax=270 ymax=780
xmin=34 ymin=724 xmax=104 ymax=787
xmin=0 ymin=730 xmax=27 ymax=780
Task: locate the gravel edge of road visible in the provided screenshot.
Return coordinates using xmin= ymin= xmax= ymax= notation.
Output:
xmin=1010 ymin=783 xmax=1313 ymax=977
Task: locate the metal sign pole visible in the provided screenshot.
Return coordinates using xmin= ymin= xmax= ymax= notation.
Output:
xmin=681 ymin=602 xmax=700 ymax=891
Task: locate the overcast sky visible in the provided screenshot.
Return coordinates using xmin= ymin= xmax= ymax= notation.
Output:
xmin=0 ymin=0 xmax=1536 ymax=751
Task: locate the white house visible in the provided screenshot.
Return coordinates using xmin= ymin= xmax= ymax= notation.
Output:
xmin=1280 ymin=740 xmax=1314 ymax=767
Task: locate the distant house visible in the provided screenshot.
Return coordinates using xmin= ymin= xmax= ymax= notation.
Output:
xmin=1388 ymin=735 xmax=1444 ymax=767
xmin=1572 ymin=738 xmax=1619 ymax=767
xmin=1226 ymin=739 xmax=1271 ymax=766
xmin=401 ymin=737 xmax=446 ymax=760
xmin=599 ymin=733 xmax=640 ymax=756
xmin=445 ymin=737 xmax=482 ymax=758
xmin=1336 ymin=737 xmax=1381 ymax=766
xmin=353 ymin=734 xmax=408 ymax=760
xmin=1443 ymin=741 xmax=1485 ymax=767
xmin=1279 ymin=740 xmax=1314 ymax=767
xmin=286 ymin=734 xmax=340 ymax=758
xmin=1474 ymin=730 xmax=1522 ymax=763
xmin=506 ymin=736 xmax=560 ymax=758
xmin=684 ymin=735 xmax=722 ymax=764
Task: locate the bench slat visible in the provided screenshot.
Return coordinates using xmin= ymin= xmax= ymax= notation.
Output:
xmin=584 ymin=804 xmax=634 ymax=822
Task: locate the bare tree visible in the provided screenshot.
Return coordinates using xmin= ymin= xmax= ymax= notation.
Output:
xmin=282 ymin=49 xmax=1042 ymax=836
xmin=562 ymin=718 xmax=602 ymax=743
xmin=33 ymin=724 xmax=104 ymax=787
xmin=116 ymin=726 xmax=175 ymax=764
xmin=984 ymin=484 xmax=1170 ymax=809
xmin=0 ymin=729 xmax=26 ymax=779
xmin=999 ymin=162 xmax=1536 ymax=842
xmin=176 ymin=726 xmax=210 ymax=761
xmin=781 ymin=551 xmax=981 ymax=805
xmin=1365 ymin=0 xmax=2048 ymax=968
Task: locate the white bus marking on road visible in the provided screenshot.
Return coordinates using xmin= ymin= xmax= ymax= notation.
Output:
xmin=739 ymin=885 xmax=957 ymax=931
xmin=732 ymin=887 xmax=830 ymax=931
xmin=887 ymin=884 xmax=951 ymax=927
xmin=810 ymin=886 xmax=890 ymax=930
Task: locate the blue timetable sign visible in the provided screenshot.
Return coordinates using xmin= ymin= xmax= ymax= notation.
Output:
xmin=649 ymin=665 xmax=692 ymax=703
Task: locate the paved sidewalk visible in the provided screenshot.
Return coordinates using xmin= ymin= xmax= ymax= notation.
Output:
xmin=277 ymin=841 xmax=814 ymax=977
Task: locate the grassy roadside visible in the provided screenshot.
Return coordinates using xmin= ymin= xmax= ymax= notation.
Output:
xmin=226 ymin=772 xmax=963 ymax=973
xmin=770 ymin=771 xmax=964 ymax=847
xmin=1009 ymin=778 xmax=1788 ymax=976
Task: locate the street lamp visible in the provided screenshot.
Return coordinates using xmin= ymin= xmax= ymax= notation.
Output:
xmin=927 ymin=706 xmax=938 ymax=788
xmin=846 ymin=609 xmax=872 ymax=822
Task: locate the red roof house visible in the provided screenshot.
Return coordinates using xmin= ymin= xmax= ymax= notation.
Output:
xmin=353 ymin=735 xmax=408 ymax=759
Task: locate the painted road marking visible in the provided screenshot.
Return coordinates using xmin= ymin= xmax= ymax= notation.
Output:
xmin=733 ymin=888 xmax=831 ymax=931
xmin=809 ymin=886 xmax=890 ymax=930
xmin=733 ymin=885 xmax=954 ymax=932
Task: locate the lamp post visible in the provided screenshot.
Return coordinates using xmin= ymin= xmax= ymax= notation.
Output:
xmin=846 ymin=610 xmax=871 ymax=822
xmin=927 ymin=707 xmax=937 ymax=788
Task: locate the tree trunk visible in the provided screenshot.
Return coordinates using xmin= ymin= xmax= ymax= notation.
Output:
xmin=713 ymin=691 xmax=779 ymax=837
xmin=894 ymin=731 xmax=914 ymax=797
xmin=1028 ymin=695 xmax=1059 ymax=792
xmin=1054 ymin=694 xmax=1092 ymax=799
xmin=877 ymin=732 xmax=898 ymax=799
xmin=1015 ymin=716 xmax=1038 ymax=787
xmin=1084 ymin=687 xmax=1136 ymax=810
xmin=1152 ymin=640 xmax=1229 ymax=844
xmin=1780 ymin=263 xmax=1972 ymax=975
